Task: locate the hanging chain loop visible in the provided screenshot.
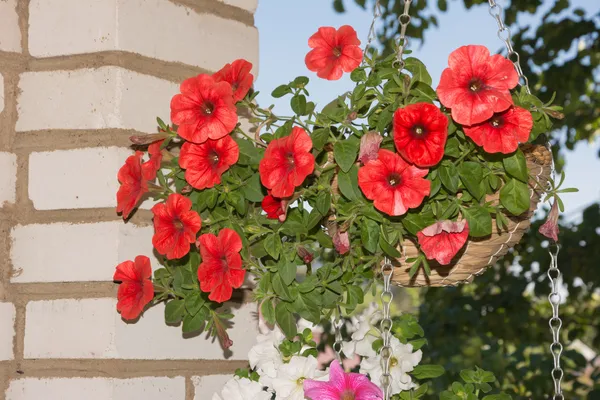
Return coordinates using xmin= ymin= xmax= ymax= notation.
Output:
xmin=548 ymin=244 xmax=564 ymax=400
xmin=380 ymin=258 xmax=394 ymax=399
xmin=333 ymin=306 xmax=344 ymax=362
xmin=486 ymin=0 xmax=531 ymax=93
xmin=394 ymin=0 xmax=413 ymax=69
xmin=363 ymin=0 xmax=383 ymax=64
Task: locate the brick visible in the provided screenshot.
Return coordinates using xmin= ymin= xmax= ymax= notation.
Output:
xmin=218 ymin=0 xmax=258 ymax=12
xmin=25 ymin=299 xmax=258 ymax=360
xmin=6 ymin=377 xmax=185 ymax=400
xmin=0 ymin=0 xmax=21 ymax=53
xmin=0 ymin=302 xmax=16 ymax=361
xmin=16 ymin=67 xmax=177 ymax=132
xmin=28 ymin=0 xmax=259 ymax=72
xmin=0 ymin=152 xmax=17 ymax=206
xmin=192 ymin=375 xmax=231 ymax=400
xmin=10 ymin=222 xmax=157 ymax=283
xmin=1 ymin=73 xmax=4 ymax=114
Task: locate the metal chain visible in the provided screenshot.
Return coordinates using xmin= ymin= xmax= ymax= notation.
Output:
xmin=333 ymin=306 xmax=344 ymax=362
xmin=486 ymin=0 xmax=531 ymax=93
xmin=380 ymin=258 xmax=394 ymax=400
xmin=363 ymin=0 xmax=383 ymax=64
xmin=548 ymin=244 xmax=564 ymax=400
xmin=394 ymin=0 xmax=413 ymax=69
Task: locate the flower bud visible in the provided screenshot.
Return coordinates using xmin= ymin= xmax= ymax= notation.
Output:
xmin=539 ymin=201 xmax=559 ymax=242
xmin=358 ymin=131 xmax=383 ymax=164
xmin=297 ymin=246 xmax=314 ymax=264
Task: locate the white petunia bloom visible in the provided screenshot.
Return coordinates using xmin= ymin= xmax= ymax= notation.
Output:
xmin=359 ymin=336 xmax=423 ymax=395
xmin=212 ymin=377 xmax=271 ymax=400
xmin=342 ymin=302 xmax=382 ymax=358
xmin=248 ymin=325 xmax=285 ymax=387
xmin=271 ymin=355 xmax=328 ymax=400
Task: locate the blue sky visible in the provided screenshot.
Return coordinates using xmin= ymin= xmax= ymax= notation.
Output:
xmin=254 ymin=0 xmax=600 ymax=219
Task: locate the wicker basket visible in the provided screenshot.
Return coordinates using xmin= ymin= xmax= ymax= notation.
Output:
xmin=391 ymin=143 xmax=553 ymax=287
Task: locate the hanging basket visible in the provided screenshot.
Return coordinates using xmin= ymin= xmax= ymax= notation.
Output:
xmin=390 ymin=143 xmax=553 ymax=287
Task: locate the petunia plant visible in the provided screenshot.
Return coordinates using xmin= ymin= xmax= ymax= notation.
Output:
xmin=112 ymin=23 xmax=573 ymax=399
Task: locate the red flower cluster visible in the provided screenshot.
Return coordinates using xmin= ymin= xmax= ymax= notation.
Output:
xmin=197 ymin=228 xmax=245 ymax=303
xmin=114 ymin=255 xmax=154 ymax=320
xmin=437 ymin=45 xmax=532 ymax=154
xmin=179 ymin=136 xmax=240 ymax=190
xmin=116 ymin=151 xmax=156 ymax=220
xmin=152 ymin=193 xmax=202 ymax=260
xmin=305 ymin=25 xmax=363 ymax=81
xmin=358 ymin=149 xmax=430 ymax=216
xmin=259 ymin=127 xmax=315 ymax=198
xmin=262 ymin=192 xmax=289 ymax=222
xmin=417 ymin=220 xmax=470 ymax=265
xmin=213 ymin=59 xmax=254 ymax=102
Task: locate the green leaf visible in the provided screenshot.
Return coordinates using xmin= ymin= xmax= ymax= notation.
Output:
xmin=261 ymin=299 xmax=276 ymax=325
xmin=459 ymin=161 xmax=484 ymax=200
xmin=291 ymin=76 xmax=309 ymax=88
xmin=444 ymin=137 xmax=462 ymax=158
xmin=272 ymin=274 xmax=292 ymax=301
xmin=306 ymin=208 xmax=322 ymax=230
xmin=164 ymin=299 xmax=185 ymax=324
xmin=360 ymin=218 xmax=380 ymax=253
xmin=379 ymin=235 xmax=401 ymax=258
xmin=264 ymin=233 xmax=282 ymax=260
xmin=184 ymin=292 xmax=206 ymax=316
xmin=279 ymin=262 xmax=297 ymax=286
xmin=242 ymin=173 xmax=264 ymax=202
xmin=182 ymin=310 xmax=205 ymax=333
xmin=500 ymin=178 xmax=530 ymax=215
xmin=439 ymin=162 xmax=459 ymax=193
xmin=412 ymin=364 xmax=445 ymax=379
xmin=337 ymin=165 xmax=363 ymax=201
xmin=315 ymin=230 xmax=334 ymax=248
xmin=292 ymin=293 xmax=320 ymax=323
xmin=311 ymin=128 xmax=330 ymax=151
xmin=410 ymin=81 xmax=437 ymax=102
xmin=334 ymin=139 xmax=359 ymax=173
xmin=291 ymin=94 xmax=307 ymax=115
xmin=235 ymin=138 xmax=262 ymax=165
xmin=276 ymin=301 xmax=297 ymax=339
xmin=462 ymin=206 xmax=493 ymax=237
xmin=350 ymin=68 xmax=367 ymax=82
xmin=403 ymin=209 xmax=436 ymax=235
xmin=316 ymin=191 xmax=331 ymax=215
xmin=503 ymin=149 xmax=529 ymax=182
xmin=405 ymin=57 xmax=433 ymax=86
xmin=482 ymin=395 xmax=511 ymax=400
xmin=272 ymin=84 xmax=291 ymax=98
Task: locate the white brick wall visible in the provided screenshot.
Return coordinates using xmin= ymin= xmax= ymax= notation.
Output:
xmin=0 ymin=0 xmax=21 ymax=53
xmin=25 ymin=299 xmax=258 ymax=360
xmin=16 ymin=68 xmax=177 ymax=132
xmin=0 ymin=302 xmax=16 ymax=361
xmin=1 ymin=73 xmax=5 ymax=114
xmin=0 ymin=152 xmax=17 ymax=206
xmin=10 ymin=222 xmax=157 ymax=283
xmin=192 ymin=375 xmax=231 ymax=400
xmin=28 ymin=0 xmax=259 ymax=73
xmin=28 ymin=147 xmax=143 ymax=210
xmin=6 ymin=377 xmax=185 ymax=400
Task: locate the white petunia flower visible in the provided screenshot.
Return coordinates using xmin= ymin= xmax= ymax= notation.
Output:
xmin=248 ymin=325 xmax=285 ymax=388
xmin=342 ymin=302 xmax=382 ymax=358
xmin=359 ymin=336 xmax=423 ymax=395
xmin=212 ymin=377 xmax=271 ymax=400
xmin=271 ymin=355 xmax=328 ymax=400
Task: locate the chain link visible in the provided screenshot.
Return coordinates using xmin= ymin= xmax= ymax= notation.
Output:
xmin=548 ymin=244 xmax=564 ymax=400
xmin=363 ymin=0 xmax=383 ymax=64
xmin=394 ymin=0 xmax=413 ymax=69
xmin=333 ymin=306 xmax=344 ymax=362
xmin=380 ymin=258 xmax=394 ymax=400
xmin=486 ymin=0 xmax=531 ymax=93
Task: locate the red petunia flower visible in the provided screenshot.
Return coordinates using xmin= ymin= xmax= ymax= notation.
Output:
xmin=437 ymin=45 xmax=518 ymax=126
xmin=261 ymin=192 xmax=288 ymax=222
xmin=463 ymin=106 xmax=533 ymax=154
xmin=197 ymin=228 xmax=245 ymax=303
xmin=305 ymin=25 xmax=363 ymax=81
xmin=143 ymin=139 xmax=164 ymax=180
xmin=179 ymin=136 xmax=239 ymax=190
xmin=417 ymin=220 xmax=470 ymax=265
xmin=358 ymin=149 xmax=430 ymax=216
xmin=259 ymin=127 xmax=315 ymax=198
xmin=113 ymin=255 xmax=154 ymax=320
xmin=393 ymin=103 xmax=449 ymax=167
xmin=117 ymin=151 xmax=155 ymax=220
xmin=170 ymin=74 xmax=238 ymax=144
xmin=213 ymin=59 xmax=254 ymax=102
xmin=152 ymin=193 xmax=202 ymax=260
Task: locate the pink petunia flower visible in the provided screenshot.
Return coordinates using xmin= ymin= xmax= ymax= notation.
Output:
xmin=303 ymin=360 xmax=382 ymax=400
